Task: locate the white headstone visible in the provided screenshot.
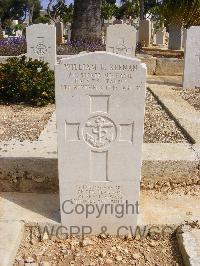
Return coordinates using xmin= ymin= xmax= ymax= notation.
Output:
xmin=183 ymin=26 xmax=200 ymax=89
xmin=16 ymin=30 xmax=23 ymax=37
xmin=56 ymin=22 xmax=64 ymax=44
xmin=168 ymin=25 xmax=183 ymax=50
xmin=156 ymin=27 xmax=166 ymax=46
xmin=68 ymin=29 xmax=71 ymax=42
xmin=139 ymin=20 xmax=151 ymax=47
xmin=106 ymin=24 xmax=136 ymax=57
xmin=136 ymin=30 xmax=139 ymax=43
xmin=182 ymin=28 xmax=187 ymax=49
xmin=55 ymin=52 xmax=146 ymax=235
xmin=26 ymin=24 xmax=56 ymax=70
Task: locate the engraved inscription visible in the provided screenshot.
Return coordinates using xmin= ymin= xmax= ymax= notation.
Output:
xmin=83 ymin=116 xmax=117 ymax=149
xmin=30 ymin=36 xmax=51 ymax=58
xmin=109 ymin=38 xmax=133 ymax=56
xmin=31 ymin=42 xmax=50 ymax=56
xmin=35 ymin=43 xmax=48 ymax=56
xmin=62 ymin=63 xmax=139 ymax=92
xmin=73 ymin=185 xmax=124 ymax=204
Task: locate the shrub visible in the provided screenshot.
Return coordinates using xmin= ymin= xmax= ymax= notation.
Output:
xmin=57 ymin=39 xmax=106 ymax=55
xmin=0 ymin=56 xmax=55 ymax=106
xmin=0 ymin=37 xmax=27 ymax=56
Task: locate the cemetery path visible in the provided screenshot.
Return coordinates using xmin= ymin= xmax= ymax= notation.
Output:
xmin=174 ymin=87 xmax=200 ymax=111
xmin=0 ymin=190 xmax=199 ymax=227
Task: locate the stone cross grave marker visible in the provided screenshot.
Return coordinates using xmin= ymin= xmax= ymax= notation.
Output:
xmin=183 ymin=26 xmax=200 ymax=89
xmin=106 ymin=24 xmax=136 ymax=57
xmin=26 ymin=24 xmax=56 ymax=70
xmin=55 ymin=52 xmax=146 ymax=235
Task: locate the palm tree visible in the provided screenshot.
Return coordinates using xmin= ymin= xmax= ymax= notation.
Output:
xmin=71 ymin=0 xmax=101 ymax=41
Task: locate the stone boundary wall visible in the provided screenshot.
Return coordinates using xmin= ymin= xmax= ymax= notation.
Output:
xmin=137 ymin=55 xmax=184 ymax=76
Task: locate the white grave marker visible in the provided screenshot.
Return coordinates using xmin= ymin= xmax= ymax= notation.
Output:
xmin=139 ymin=20 xmax=151 ymax=47
xmin=156 ymin=27 xmax=166 ymax=46
xmin=26 ymin=24 xmax=56 ymax=70
xmin=55 ymin=52 xmax=146 ymax=235
xmin=106 ymin=24 xmax=136 ymax=57
xmin=183 ymin=26 xmax=200 ymax=89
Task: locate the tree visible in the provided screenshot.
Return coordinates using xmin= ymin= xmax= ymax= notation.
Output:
xmin=101 ymin=0 xmax=117 ymax=21
xmin=160 ymin=0 xmax=200 ymax=28
xmin=120 ymin=0 xmax=158 ymax=20
xmin=34 ymin=15 xmax=51 ymax=24
xmin=139 ymin=0 xmax=144 ymax=20
xmin=71 ymin=0 xmax=101 ymax=41
xmin=118 ymin=0 xmax=139 ymax=19
xmin=52 ymin=1 xmax=74 ymax=23
xmin=0 ymin=0 xmax=41 ymax=26
xmin=27 ymin=0 xmax=42 ymax=24
xmin=0 ymin=0 xmax=27 ymax=25
xmin=47 ymin=0 xmax=64 ymax=22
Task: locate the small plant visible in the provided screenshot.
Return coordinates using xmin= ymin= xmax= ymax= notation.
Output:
xmin=0 ymin=56 xmax=55 ymax=106
xmin=0 ymin=37 xmax=27 ymax=56
xmin=57 ymin=39 xmax=105 ymax=55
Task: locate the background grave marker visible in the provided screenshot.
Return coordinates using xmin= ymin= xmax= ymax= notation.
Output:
xmin=26 ymin=24 xmax=56 ymax=70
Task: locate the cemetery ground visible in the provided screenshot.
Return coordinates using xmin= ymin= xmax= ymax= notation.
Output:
xmin=0 ymin=89 xmax=189 ymax=143
xmin=0 ymin=24 xmax=200 ymax=265
xmin=0 ymin=104 xmax=54 ymax=141
xmin=0 ymin=73 xmax=199 ymax=265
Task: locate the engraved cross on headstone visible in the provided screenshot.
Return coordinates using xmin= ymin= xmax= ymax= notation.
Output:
xmin=65 ymin=95 xmax=134 ymax=182
xmin=30 ymin=37 xmax=51 ymax=61
xmin=109 ymin=38 xmax=132 ymax=56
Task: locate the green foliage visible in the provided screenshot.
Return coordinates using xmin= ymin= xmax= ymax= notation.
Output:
xmin=0 ymin=0 xmax=26 ymax=24
xmin=0 ymin=0 xmax=41 ymax=25
xmin=13 ymin=23 xmax=25 ymax=31
xmin=49 ymin=1 xmax=74 ymax=23
xmin=0 ymin=56 xmax=55 ymax=106
xmin=143 ymin=0 xmax=158 ymax=18
xmin=59 ymin=3 xmax=74 ymax=23
xmin=119 ymin=0 xmax=158 ymax=19
xmin=160 ymin=0 xmax=200 ymax=28
xmin=34 ymin=16 xmax=51 ymax=24
xmin=117 ymin=0 xmax=140 ymax=19
xmin=101 ymin=0 xmax=117 ymax=20
xmin=31 ymin=0 xmax=42 ymax=23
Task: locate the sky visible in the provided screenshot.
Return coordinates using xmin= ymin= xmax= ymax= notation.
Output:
xmin=41 ymin=0 xmax=121 ymax=9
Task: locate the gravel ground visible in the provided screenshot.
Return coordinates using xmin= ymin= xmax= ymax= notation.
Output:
xmin=0 ymin=104 xmax=55 ymax=141
xmin=0 ymin=91 xmax=188 ymax=143
xmin=15 ymin=226 xmax=183 ymax=266
xmin=144 ymin=90 xmax=188 ymax=143
xmin=174 ymin=87 xmax=200 ymax=111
